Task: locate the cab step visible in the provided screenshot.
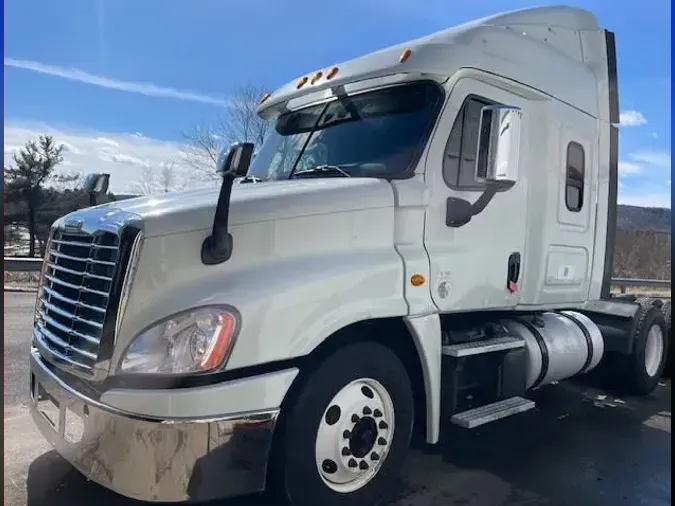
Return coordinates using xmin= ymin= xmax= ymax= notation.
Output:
xmin=442 ymin=336 xmax=524 ymax=357
xmin=450 ymin=396 xmax=535 ymax=429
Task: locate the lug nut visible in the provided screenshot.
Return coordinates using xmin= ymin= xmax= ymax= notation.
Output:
xmin=378 ymin=421 xmax=388 ymax=430
xmin=359 ymin=460 xmax=369 ymax=470
xmin=341 ymin=447 xmax=351 ymax=456
xmin=373 ymin=409 xmax=383 ymax=418
xmin=348 ymin=458 xmax=358 ymax=468
xmin=378 ymin=437 xmax=387 ymax=446
xmin=343 ymin=430 xmax=351 ymax=439
xmin=351 ymin=414 xmax=359 ymax=423
xmin=370 ymin=452 xmax=380 ymax=461
xmin=363 ymin=406 xmax=372 ymax=415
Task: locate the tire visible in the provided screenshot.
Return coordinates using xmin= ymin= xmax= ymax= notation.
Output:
xmin=636 ymin=297 xmax=664 ymax=309
xmin=661 ymin=300 xmax=671 ymax=330
xmin=268 ymin=341 xmax=414 ymax=506
xmin=661 ymin=300 xmax=671 ymax=378
xmin=618 ymin=305 xmax=669 ymax=395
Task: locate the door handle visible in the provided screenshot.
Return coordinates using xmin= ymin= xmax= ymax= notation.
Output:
xmin=507 ymin=252 xmax=521 ymax=293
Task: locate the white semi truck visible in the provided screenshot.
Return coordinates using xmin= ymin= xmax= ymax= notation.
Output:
xmin=29 ymin=6 xmax=669 ymax=506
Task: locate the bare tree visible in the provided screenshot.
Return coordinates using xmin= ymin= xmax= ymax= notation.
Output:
xmin=181 ymin=83 xmax=270 ymax=177
xmin=613 ymin=229 xmax=671 ymax=280
xmin=158 ymin=163 xmax=177 ymax=193
xmin=129 ymin=167 xmax=159 ymax=196
xmin=129 ymin=163 xmax=183 ymax=195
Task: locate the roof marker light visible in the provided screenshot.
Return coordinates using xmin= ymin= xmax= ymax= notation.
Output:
xmin=260 ymin=92 xmax=271 ymax=104
xmin=399 ymin=48 xmax=412 ymax=63
xmin=297 ymin=76 xmax=308 ymax=89
xmin=326 ymin=67 xmax=339 ymax=80
xmin=311 ymin=71 xmax=323 ymax=84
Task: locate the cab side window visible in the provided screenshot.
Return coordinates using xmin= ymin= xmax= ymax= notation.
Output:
xmin=565 ymin=141 xmax=585 ymax=212
xmin=443 ymin=96 xmax=495 ymax=190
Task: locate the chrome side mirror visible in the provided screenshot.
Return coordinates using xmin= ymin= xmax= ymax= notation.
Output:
xmin=475 ymin=105 xmax=522 ymax=186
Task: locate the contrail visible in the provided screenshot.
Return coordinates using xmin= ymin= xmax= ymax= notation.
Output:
xmin=4 ymin=57 xmax=229 ymax=107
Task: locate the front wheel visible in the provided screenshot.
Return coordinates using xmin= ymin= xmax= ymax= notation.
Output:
xmin=269 ymin=341 xmax=414 ymax=506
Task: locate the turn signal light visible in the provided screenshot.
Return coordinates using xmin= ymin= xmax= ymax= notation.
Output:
xmin=410 ymin=274 xmax=426 ymax=286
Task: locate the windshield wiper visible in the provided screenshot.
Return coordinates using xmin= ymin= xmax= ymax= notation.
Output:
xmin=239 ymin=175 xmax=263 ymax=184
xmin=292 ymin=165 xmax=352 ymax=178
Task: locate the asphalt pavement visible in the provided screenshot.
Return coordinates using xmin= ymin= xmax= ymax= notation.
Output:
xmin=4 ymin=292 xmax=672 ymax=506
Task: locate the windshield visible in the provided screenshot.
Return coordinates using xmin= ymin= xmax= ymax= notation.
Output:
xmin=246 ymin=81 xmax=443 ymax=181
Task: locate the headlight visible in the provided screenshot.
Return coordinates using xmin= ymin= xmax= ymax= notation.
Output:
xmin=119 ymin=306 xmax=239 ymax=375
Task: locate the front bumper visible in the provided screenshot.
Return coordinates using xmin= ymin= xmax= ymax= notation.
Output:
xmin=29 ymin=350 xmax=279 ymax=503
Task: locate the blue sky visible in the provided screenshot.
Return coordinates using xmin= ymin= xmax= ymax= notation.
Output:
xmin=3 ymin=0 xmax=672 ymax=206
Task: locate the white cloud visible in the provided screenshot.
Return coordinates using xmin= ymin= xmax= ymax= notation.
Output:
xmin=651 ymin=132 xmax=659 ymax=139
xmin=4 ymin=58 xmax=230 ymax=107
xmin=618 ymin=191 xmax=671 ymax=208
xmin=619 ymin=110 xmax=647 ymax=127
xmin=618 ymin=148 xmax=671 ymax=209
xmin=629 ymin=149 xmax=671 ymax=168
xmin=4 ymin=122 xmax=217 ymax=193
xmin=618 ymin=161 xmax=642 ymax=175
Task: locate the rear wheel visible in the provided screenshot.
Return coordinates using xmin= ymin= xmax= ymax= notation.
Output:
xmin=619 ymin=305 xmax=668 ymax=394
xmin=660 ymin=300 xmax=671 ymax=377
xmin=269 ymin=341 xmax=414 ymax=506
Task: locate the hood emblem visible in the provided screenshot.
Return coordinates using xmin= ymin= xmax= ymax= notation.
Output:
xmin=64 ymin=219 xmax=84 ymax=233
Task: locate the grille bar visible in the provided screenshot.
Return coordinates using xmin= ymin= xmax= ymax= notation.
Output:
xmin=33 ymin=329 xmax=93 ymax=370
xmin=50 ymin=249 xmax=117 ymax=267
xmin=42 ymin=285 xmax=107 ymax=314
xmin=38 ymin=297 xmax=103 ymax=329
xmin=37 ymin=323 xmax=98 ymax=361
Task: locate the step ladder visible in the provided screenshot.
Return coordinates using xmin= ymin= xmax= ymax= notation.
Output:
xmin=442 ymin=336 xmax=524 ymax=357
xmin=450 ymin=396 xmax=535 ymax=429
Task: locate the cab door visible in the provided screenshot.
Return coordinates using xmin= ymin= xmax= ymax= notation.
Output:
xmin=423 ymin=74 xmax=533 ymax=312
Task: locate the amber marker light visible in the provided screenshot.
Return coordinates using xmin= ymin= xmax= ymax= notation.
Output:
xmin=297 ymin=76 xmax=308 ymax=89
xmin=399 ymin=48 xmax=412 ymax=63
xmin=200 ymin=312 xmax=238 ymax=371
xmin=326 ymin=67 xmax=339 ymax=80
xmin=410 ymin=274 xmax=426 ymax=286
xmin=311 ymin=71 xmax=323 ymax=84
xmin=260 ymin=92 xmax=271 ymax=104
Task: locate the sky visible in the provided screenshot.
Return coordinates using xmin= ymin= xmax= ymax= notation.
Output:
xmin=3 ymin=0 xmax=672 ymax=207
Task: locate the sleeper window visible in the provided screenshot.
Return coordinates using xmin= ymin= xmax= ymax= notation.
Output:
xmin=565 ymin=142 xmax=585 ymax=212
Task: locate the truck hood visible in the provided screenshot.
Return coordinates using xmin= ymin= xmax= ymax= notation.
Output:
xmin=96 ymin=178 xmax=395 ymax=238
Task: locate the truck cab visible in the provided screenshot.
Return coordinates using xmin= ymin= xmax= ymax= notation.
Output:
xmin=29 ymin=6 xmax=668 ymax=506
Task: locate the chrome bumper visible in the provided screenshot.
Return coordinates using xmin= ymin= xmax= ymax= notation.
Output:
xmin=29 ymin=350 xmax=278 ymax=503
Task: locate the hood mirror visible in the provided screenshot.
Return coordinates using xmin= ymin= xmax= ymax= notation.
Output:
xmin=83 ymin=173 xmax=110 ymax=206
xmin=202 ymin=142 xmax=255 ymax=266
xmin=216 ymin=142 xmax=254 ymax=178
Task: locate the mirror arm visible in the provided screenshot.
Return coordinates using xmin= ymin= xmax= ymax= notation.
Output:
xmin=201 ymin=172 xmax=236 ymax=265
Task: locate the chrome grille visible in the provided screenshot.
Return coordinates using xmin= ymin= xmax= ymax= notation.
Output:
xmin=35 ymin=228 xmax=121 ymax=372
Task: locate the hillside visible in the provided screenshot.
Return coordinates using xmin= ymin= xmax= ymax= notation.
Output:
xmin=617 ymin=205 xmax=671 ymax=233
